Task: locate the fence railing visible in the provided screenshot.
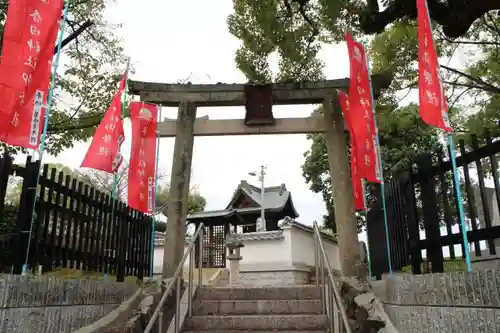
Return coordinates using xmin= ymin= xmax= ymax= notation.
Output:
xmin=0 ymin=153 xmax=153 ymax=281
xmin=367 ymin=132 xmax=500 ymax=277
xmin=313 ymin=222 xmax=352 ymax=333
xmin=144 ymin=223 xmax=204 ymax=333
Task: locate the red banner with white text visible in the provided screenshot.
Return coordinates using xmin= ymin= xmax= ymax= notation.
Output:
xmin=128 ymin=102 xmax=158 ymax=214
xmin=417 ymin=0 xmax=451 ymax=131
xmin=345 ymin=33 xmax=382 ymax=184
xmin=80 ymin=74 xmax=126 ymax=173
xmin=0 ymin=0 xmax=63 ymax=148
xmin=339 ymin=90 xmax=366 ymax=211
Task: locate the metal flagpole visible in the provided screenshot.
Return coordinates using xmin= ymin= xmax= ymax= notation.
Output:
xmin=22 ymin=0 xmax=71 ymax=275
xmin=106 ymin=62 xmax=130 ymax=281
xmin=360 ymin=180 xmax=373 ymax=284
xmin=149 ymin=105 xmax=162 ymax=280
xmin=104 ymin=173 xmax=119 ymax=281
xmin=365 ymin=58 xmax=393 ymax=275
xmin=419 ymin=0 xmax=471 ymax=272
xmin=447 ymin=134 xmax=471 ymax=271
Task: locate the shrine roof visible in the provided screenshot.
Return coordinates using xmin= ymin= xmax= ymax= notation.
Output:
xmin=226 ymin=180 xmax=297 ymax=213
xmin=186 ymin=207 xmax=261 ymax=220
xmin=187 ymin=180 xmax=299 ymax=221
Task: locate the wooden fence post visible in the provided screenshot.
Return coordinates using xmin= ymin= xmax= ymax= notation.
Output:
xmin=116 ymin=202 xmax=128 ymax=282
xmin=403 ymin=171 xmax=423 ymax=274
xmin=415 ymin=153 xmax=444 ymax=273
xmin=16 ymin=157 xmax=41 ymax=273
xmin=0 ymin=152 xmax=13 ymax=216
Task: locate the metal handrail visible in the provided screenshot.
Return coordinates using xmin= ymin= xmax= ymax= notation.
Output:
xmin=144 ymin=223 xmax=205 ymax=333
xmin=313 ymin=222 xmax=352 ymax=333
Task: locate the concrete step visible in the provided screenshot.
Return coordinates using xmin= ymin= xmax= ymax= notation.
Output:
xmin=196 ymin=286 xmax=321 ymax=301
xmin=192 ymin=299 xmax=322 ymax=315
xmin=184 ymin=314 xmax=328 ymax=331
xmin=183 ymin=331 xmax=326 ymax=333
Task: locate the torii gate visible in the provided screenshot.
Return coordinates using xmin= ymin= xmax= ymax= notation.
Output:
xmin=128 ymin=74 xmax=392 ymax=277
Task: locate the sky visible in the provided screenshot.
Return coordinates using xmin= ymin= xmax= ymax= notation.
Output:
xmin=38 ymin=0 xmax=353 ymax=229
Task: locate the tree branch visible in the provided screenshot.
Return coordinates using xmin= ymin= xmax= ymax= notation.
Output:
xmin=440 ymin=64 xmax=500 ymax=94
xmin=53 ymin=19 xmax=94 ymax=55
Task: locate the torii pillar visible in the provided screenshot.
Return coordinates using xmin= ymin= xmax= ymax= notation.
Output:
xmin=161 ymin=101 xmax=197 ymax=278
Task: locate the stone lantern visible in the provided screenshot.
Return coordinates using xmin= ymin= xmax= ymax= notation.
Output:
xmin=226 ymin=233 xmax=244 ymax=285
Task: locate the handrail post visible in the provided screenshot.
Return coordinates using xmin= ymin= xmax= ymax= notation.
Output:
xmin=320 ymin=251 xmax=326 ymax=314
xmin=158 ymin=311 xmax=163 ymax=333
xmin=188 ymin=246 xmax=194 ymax=316
xmin=198 ymin=226 xmax=203 ymax=286
xmin=313 ymin=232 xmax=319 ymax=287
xmin=175 ymin=277 xmax=181 ymax=333
xmin=328 ymin=279 xmax=334 ymax=332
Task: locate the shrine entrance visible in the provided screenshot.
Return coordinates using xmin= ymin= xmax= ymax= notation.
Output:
xmin=128 ymin=75 xmax=392 ymax=276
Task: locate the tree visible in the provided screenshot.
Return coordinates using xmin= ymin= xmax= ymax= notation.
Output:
xmin=358 ymin=0 xmax=500 ymax=39
xmin=153 ymin=185 xmax=207 ymax=233
xmin=0 ymin=0 xmax=129 ymax=156
xmin=227 ymin=0 xmax=499 ymax=275
xmin=228 ymin=0 xmax=367 ymax=276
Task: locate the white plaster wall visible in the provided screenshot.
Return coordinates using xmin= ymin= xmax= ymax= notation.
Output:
xmin=235 ymin=225 xmax=341 ymax=272
xmin=153 ymin=247 xmax=164 ymax=274
xmin=236 ymin=236 xmax=291 ymax=268
xmin=154 ymin=225 xmax=342 ymax=274
xmin=288 ymin=226 xmax=340 ymax=270
xmin=153 ymin=242 xmax=192 ymax=274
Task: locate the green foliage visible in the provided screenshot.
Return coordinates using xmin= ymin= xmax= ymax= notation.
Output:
xmin=0 ymin=0 xmax=129 ymax=156
xmin=0 ymin=204 xmax=17 ymax=233
xmin=155 ymin=185 xmax=207 ymax=219
xmin=153 ymin=187 xmax=206 ymax=234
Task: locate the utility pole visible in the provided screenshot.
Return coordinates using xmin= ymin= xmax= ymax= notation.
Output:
xmin=249 ymin=165 xmax=267 ymax=232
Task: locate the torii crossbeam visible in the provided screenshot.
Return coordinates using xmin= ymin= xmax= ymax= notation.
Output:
xmin=129 ymin=74 xmax=391 ymax=137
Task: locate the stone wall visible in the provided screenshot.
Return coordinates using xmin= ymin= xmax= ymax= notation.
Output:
xmin=0 ymin=274 xmax=138 ymax=333
xmin=382 ymin=271 xmax=500 ymax=332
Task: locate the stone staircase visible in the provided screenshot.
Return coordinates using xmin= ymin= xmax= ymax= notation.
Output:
xmin=183 ymin=285 xmax=328 ymax=333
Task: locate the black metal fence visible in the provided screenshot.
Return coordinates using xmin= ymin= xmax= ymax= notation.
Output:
xmin=367 ymin=133 xmax=500 ymax=278
xmin=0 ymin=153 xmax=153 ymax=281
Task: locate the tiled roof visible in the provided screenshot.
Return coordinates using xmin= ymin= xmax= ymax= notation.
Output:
xmin=186 ymin=180 xmax=299 ymax=220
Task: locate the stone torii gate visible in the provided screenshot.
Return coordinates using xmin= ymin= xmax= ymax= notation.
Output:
xmin=128 ymin=74 xmax=391 ymax=277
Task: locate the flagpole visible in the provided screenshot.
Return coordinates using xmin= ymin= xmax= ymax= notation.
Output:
xmin=447 ymin=135 xmax=471 ymax=271
xmin=360 ymin=180 xmax=373 ymax=284
xmin=421 ymin=0 xmax=472 ymax=272
xmin=105 ymin=172 xmax=119 ymax=281
xmin=22 ymin=0 xmax=71 ymax=275
xmin=149 ymin=106 xmax=162 ymax=280
xmin=365 ymin=58 xmax=393 ymax=275
xmin=108 ymin=62 xmax=130 ymax=281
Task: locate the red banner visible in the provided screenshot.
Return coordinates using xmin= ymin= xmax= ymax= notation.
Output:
xmin=339 ymin=90 xmax=366 ymax=211
xmin=0 ymin=0 xmax=63 ymax=148
xmin=80 ymin=74 xmax=126 ymax=173
xmin=345 ymin=33 xmax=382 ymax=184
xmin=417 ymin=0 xmax=451 ymax=132
xmin=128 ymin=102 xmax=158 ymax=214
